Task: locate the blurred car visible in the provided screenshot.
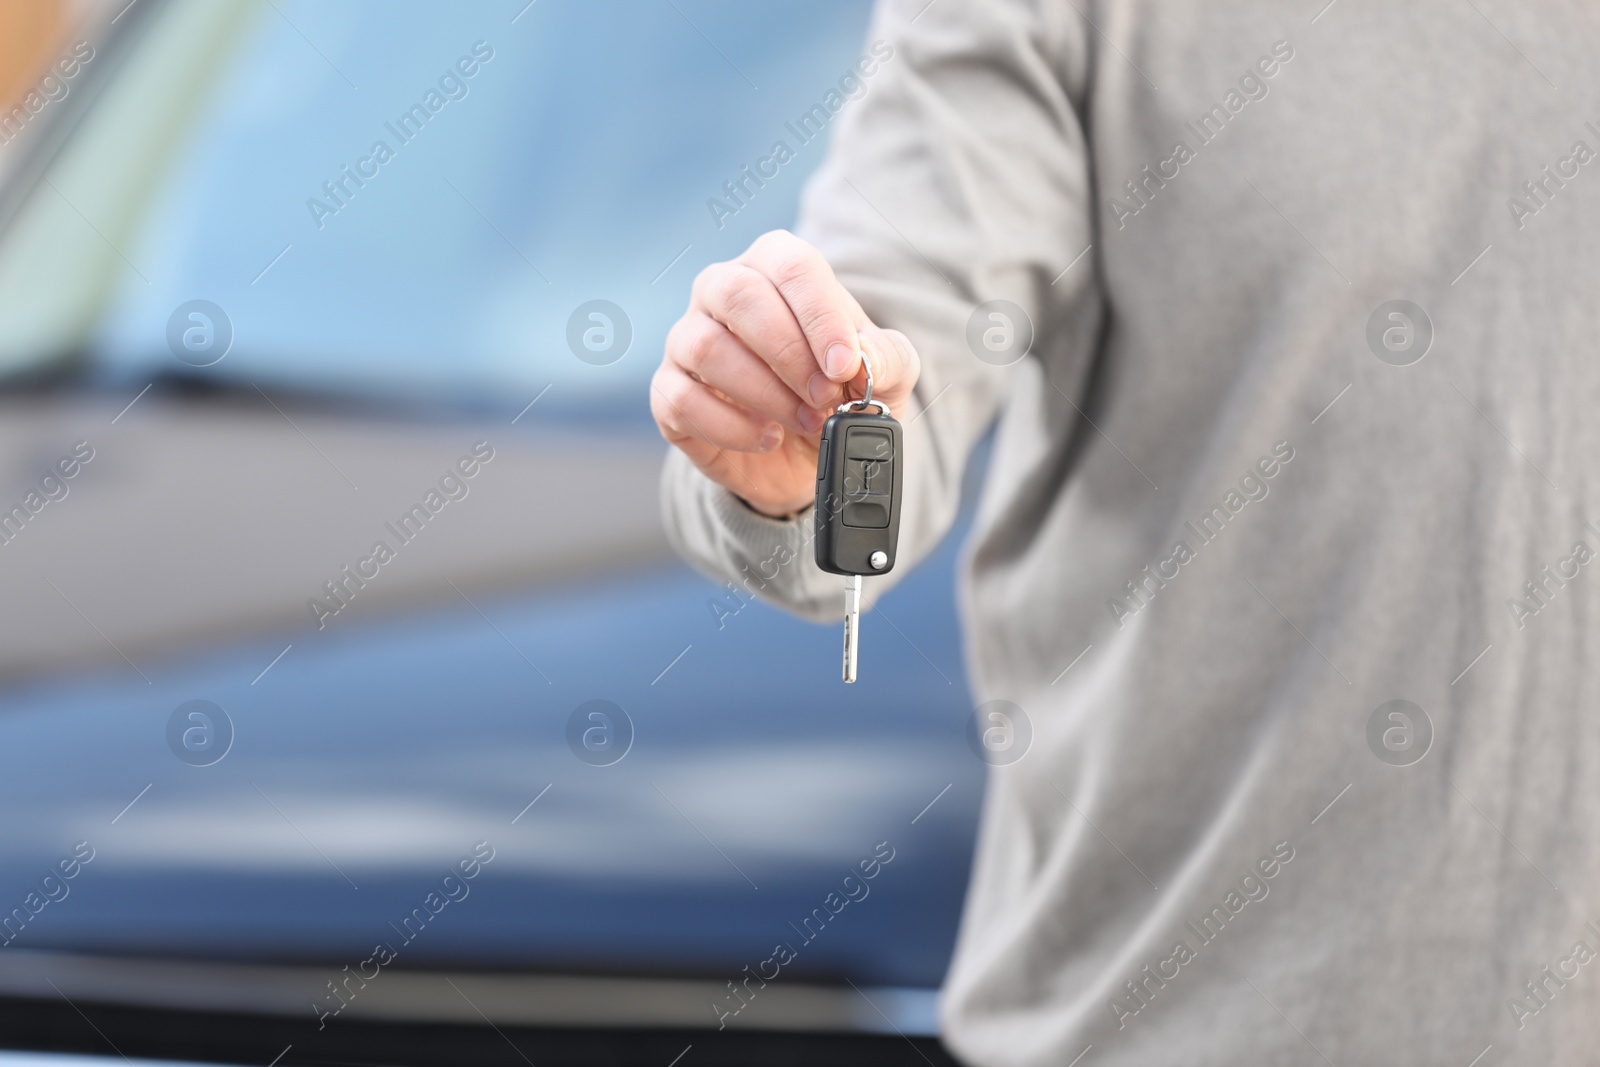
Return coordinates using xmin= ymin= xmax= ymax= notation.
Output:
xmin=0 ymin=2 xmax=984 ymax=1064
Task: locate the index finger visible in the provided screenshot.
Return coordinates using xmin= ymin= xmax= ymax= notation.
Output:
xmin=739 ymin=230 xmax=867 ymax=387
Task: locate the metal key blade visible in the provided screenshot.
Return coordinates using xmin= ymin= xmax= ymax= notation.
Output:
xmin=842 ymin=574 xmax=861 ymax=683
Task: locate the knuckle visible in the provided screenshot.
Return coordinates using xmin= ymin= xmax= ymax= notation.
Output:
xmin=784 ymin=287 xmax=838 ymax=336
xmin=770 ymin=331 xmax=814 ymax=375
xmin=889 ymin=334 xmax=928 ymax=388
xmin=719 ymin=268 xmax=766 ymax=321
xmin=652 ymin=405 xmax=677 ymax=443
xmin=749 ymin=228 xmax=798 ymax=259
xmin=902 ymin=342 xmax=922 ymax=387
xmin=880 ymin=328 xmax=916 ymax=374
xmin=664 ymin=373 xmax=697 ymax=414
xmin=682 ymin=318 xmax=722 ymax=377
xmin=750 ymin=229 xmax=825 ymax=287
xmin=650 ymin=393 xmax=679 ymax=438
xmin=691 ymin=261 xmax=738 ymax=312
xmin=653 ymin=373 xmax=690 ymax=422
xmin=692 ymin=259 xmax=730 ymax=295
xmin=770 ymin=244 xmax=826 ymax=292
xmin=664 ymin=315 xmax=696 ymax=365
xmin=649 ymin=374 xmax=675 ymax=422
xmin=703 ymin=263 xmax=765 ymax=323
xmin=666 ymin=315 xmax=705 ymax=372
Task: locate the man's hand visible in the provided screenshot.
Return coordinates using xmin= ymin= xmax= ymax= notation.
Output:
xmin=652 ymin=230 xmax=920 ymax=517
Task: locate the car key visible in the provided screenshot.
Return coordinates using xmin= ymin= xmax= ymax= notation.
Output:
xmin=814 ymin=350 xmax=902 ymax=683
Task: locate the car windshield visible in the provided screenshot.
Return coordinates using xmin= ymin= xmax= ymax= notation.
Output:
xmin=0 ymin=0 xmax=869 ymax=413
xmin=0 ymin=0 xmax=982 ymax=1047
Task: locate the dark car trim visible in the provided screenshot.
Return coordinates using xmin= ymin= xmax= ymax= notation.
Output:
xmin=0 ymin=947 xmax=940 ymax=1035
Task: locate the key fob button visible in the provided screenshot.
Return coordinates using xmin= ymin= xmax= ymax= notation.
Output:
xmin=844 ymin=426 xmax=893 ymax=460
xmin=843 ymin=500 xmax=890 ymax=528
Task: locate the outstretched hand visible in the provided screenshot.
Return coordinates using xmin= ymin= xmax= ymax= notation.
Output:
xmin=652 ymin=230 xmax=920 ymax=517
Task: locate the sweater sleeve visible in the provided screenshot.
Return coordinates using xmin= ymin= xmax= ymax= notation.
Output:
xmin=660 ymin=0 xmax=1099 ymax=623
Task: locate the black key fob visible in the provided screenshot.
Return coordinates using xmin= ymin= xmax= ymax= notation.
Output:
xmin=814 ymin=402 xmax=901 ymax=577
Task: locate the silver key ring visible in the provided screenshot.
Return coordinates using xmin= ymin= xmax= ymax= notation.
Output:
xmin=835 ymin=345 xmax=891 ymax=417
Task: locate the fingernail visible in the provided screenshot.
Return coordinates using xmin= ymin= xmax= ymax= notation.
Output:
xmin=759 ymin=424 xmax=783 ymax=452
xmin=825 ymin=342 xmax=857 ymax=380
xmin=808 ymin=372 xmax=837 ymax=407
xmin=797 ymin=405 xmax=825 ymax=434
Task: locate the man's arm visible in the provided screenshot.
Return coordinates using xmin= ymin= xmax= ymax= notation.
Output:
xmin=656 ymin=0 xmax=1098 ymax=622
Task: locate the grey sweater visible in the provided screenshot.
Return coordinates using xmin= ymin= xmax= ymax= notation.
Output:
xmin=661 ymin=1 xmax=1600 ymax=1064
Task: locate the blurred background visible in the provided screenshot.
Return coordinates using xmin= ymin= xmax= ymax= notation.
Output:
xmin=0 ymin=1 xmax=984 ymax=1064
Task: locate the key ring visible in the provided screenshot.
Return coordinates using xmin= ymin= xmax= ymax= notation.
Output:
xmin=835 ymin=345 xmax=891 ymax=417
